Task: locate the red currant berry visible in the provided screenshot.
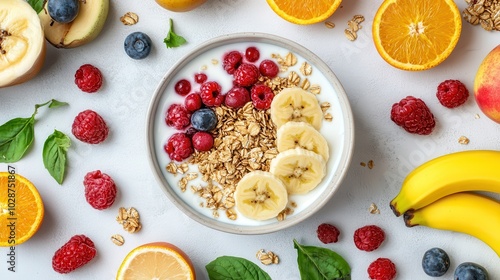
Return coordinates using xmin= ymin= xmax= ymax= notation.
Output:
xmin=225 ymin=87 xmax=251 ymax=109
xmin=259 ymin=59 xmax=279 ymax=78
xmin=251 ymin=84 xmax=274 ymax=110
xmin=184 ymin=93 xmax=203 ymax=112
xmin=194 ymin=73 xmax=208 ymax=84
xmin=174 ymin=79 xmax=191 ymax=96
xmin=245 ymin=46 xmax=260 ymax=62
xmin=191 ymin=131 xmax=214 ymax=152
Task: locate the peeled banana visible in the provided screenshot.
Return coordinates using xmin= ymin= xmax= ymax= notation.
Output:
xmin=276 ymin=121 xmax=329 ymax=161
xmin=270 ymin=147 xmax=326 ymax=194
xmin=390 ymin=150 xmax=500 ymax=216
xmin=0 ymin=0 xmax=46 ymax=88
xmin=270 ymin=87 xmax=323 ymax=130
xmin=234 ymin=171 xmax=288 ymax=221
xmin=404 ymin=192 xmax=500 ymax=257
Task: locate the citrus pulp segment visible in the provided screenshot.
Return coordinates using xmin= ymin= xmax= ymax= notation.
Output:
xmin=265 ymin=0 xmax=343 ymax=25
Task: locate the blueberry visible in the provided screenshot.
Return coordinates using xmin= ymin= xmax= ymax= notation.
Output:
xmin=191 ymin=108 xmax=217 ymax=132
xmin=422 ymin=247 xmax=450 ymax=277
xmin=124 ymin=32 xmax=152 ymax=60
xmin=454 ymin=262 xmax=489 ymax=280
xmin=48 ymin=0 xmax=79 ymax=23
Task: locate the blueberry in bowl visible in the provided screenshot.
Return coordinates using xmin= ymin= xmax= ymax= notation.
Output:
xmin=124 ymin=32 xmax=152 ymax=60
xmin=191 ymin=108 xmax=217 ymax=132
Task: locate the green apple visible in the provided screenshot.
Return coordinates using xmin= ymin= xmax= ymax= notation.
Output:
xmin=39 ymin=0 xmax=109 ymax=48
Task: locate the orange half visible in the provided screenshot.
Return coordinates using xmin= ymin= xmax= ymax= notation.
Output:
xmin=266 ymin=0 xmax=343 ymax=25
xmin=116 ymin=242 xmax=196 ymax=280
xmin=373 ymin=0 xmax=462 ymax=71
xmin=0 ymin=172 xmax=44 ymax=246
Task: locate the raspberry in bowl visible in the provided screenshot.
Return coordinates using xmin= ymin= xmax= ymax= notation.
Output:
xmin=146 ymin=33 xmax=354 ymax=234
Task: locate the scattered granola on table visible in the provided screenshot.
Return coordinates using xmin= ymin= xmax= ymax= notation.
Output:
xmin=116 ymin=207 xmax=142 ymax=233
xmin=256 ymin=249 xmax=280 ymax=265
xmin=463 ymin=0 xmax=500 ymax=31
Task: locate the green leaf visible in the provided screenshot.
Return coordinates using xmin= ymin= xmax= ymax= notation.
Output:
xmin=293 ymin=239 xmax=351 ymax=280
xmin=164 ymin=18 xmax=187 ymax=48
xmin=43 ymin=130 xmax=70 ymax=184
xmin=27 ymin=0 xmax=45 ymax=14
xmin=48 ymin=99 xmax=69 ymax=109
xmin=0 ymin=117 xmax=35 ymax=163
xmin=206 ymin=256 xmax=272 ymax=280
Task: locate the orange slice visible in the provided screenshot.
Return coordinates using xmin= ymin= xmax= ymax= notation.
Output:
xmin=372 ymin=0 xmax=462 ymax=71
xmin=116 ymin=242 xmax=196 ymax=280
xmin=0 ymin=172 xmax=44 ymax=246
xmin=266 ymin=0 xmax=343 ymax=25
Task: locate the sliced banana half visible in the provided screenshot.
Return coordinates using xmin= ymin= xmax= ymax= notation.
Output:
xmin=235 ymin=171 xmax=288 ymax=221
xmin=0 ymin=0 xmax=46 ymax=88
xmin=270 ymin=87 xmax=323 ymax=130
xmin=277 ymin=121 xmax=329 ymax=161
xmin=270 ymin=147 xmax=326 ymax=195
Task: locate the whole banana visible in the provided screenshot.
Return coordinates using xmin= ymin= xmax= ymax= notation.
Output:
xmin=390 ymin=150 xmax=500 ymax=216
xmin=404 ymin=192 xmax=500 ymax=257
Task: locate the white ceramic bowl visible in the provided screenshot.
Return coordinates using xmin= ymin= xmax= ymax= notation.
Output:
xmin=146 ymin=32 xmax=354 ymax=234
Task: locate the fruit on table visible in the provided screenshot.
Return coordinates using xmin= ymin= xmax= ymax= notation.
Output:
xmin=48 ymin=0 xmax=80 ymax=23
xmin=270 ymin=87 xmax=323 ymax=130
xmin=276 ymin=121 xmax=329 ymax=161
xmin=353 ymin=225 xmax=385 ymax=252
xmin=367 ymin=258 xmax=397 ymax=280
xmin=270 ymin=147 xmax=326 ymax=194
xmin=436 ymin=79 xmax=469 ymax=108
xmin=372 ymin=0 xmax=461 ymax=71
xmin=0 ymin=172 xmax=44 ymax=246
xmin=74 ymin=63 xmax=103 ymax=93
xmin=71 ymin=109 xmax=109 ymax=144
xmin=52 ymin=235 xmax=96 ymax=273
xmin=116 ymin=242 xmax=196 ymax=280
xmin=474 ymin=44 xmax=500 ymax=123
xmin=454 ymin=262 xmax=489 ymax=280
xmin=390 ymin=96 xmax=435 ymax=135
xmin=234 ymin=171 xmax=288 ymax=220
xmin=0 ymin=0 xmax=46 ymax=88
xmin=124 ymin=31 xmax=152 ymax=60
xmin=421 ymin=247 xmax=450 ymax=277
xmin=38 ymin=0 xmax=109 ymax=48
xmin=404 ymin=192 xmax=500 ymax=257
xmin=154 ymin=0 xmax=207 ymax=12
xmin=316 ymin=223 xmax=340 ymax=244
xmin=390 ymin=150 xmax=500 ymax=216
xmin=84 ymin=170 xmax=117 ymax=210
xmin=265 ymin=0 xmax=343 ymax=25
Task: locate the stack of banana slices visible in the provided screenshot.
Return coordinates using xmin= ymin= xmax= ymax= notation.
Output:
xmin=391 ymin=150 xmax=500 ymax=257
xmin=235 ymin=87 xmax=330 ymax=221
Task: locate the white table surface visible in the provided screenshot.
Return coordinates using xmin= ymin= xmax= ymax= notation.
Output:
xmin=2 ymin=0 xmax=500 ymax=279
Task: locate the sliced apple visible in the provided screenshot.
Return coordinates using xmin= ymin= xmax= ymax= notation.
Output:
xmin=39 ymin=0 xmax=109 ymax=48
xmin=0 ymin=0 xmax=46 ymax=88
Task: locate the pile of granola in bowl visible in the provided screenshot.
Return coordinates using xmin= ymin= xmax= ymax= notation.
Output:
xmin=146 ymin=32 xmax=354 ymax=234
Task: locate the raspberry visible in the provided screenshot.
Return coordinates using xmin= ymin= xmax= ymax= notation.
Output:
xmin=316 ymin=223 xmax=340 ymax=244
xmin=164 ymin=133 xmax=193 ymax=161
xmin=367 ymin=258 xmax=397 ymax=280
xmin=259 ymin=59 xmax=279 ymax=78
xmin=72 ymin=110 xmax=109 ymax=144
xmin=174 ymin=79 xmax=191 ymax=96
xmin=200 ymin=81 xmax=224 ymax=107
xmin=223 ymin=51 xmax=242 ymax=74
xmin=192 ymin=131 xmax=214 ymax=151
xmin=194 ymin=73 xmax=207 ymax=84
xmin=390 ymin=96 xmax=435 ymax=135
xmin=233 ymin=63 xmax=259 ymax=87
xmin=83 ymin=170 xmax=117 ymax=210
xmin=251 ymin=84 xmax=274 ymax=110
xmin=225 ymin=87 xmax=250 ymax=109
xmin=52 ymin=235 xmax=96 ymax=274
xmin=436 ymin=79 xmax=469 ymax=108
xmin=354 ymin=225 xmax=385 ymax=252
xmin=74 ymin=64 xmax=103 ymax=93
xmin=184 ymin=93 xmax=203 ymax=112
xmin=165 ymin=104 xmax=191 ymax=130
xmin=245 ymin=46 xmax=260 ymax=62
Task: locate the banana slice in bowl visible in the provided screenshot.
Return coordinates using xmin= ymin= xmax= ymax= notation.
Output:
xmin=234 ymin=171 xmax=288 ymax=221
xmin=270 ymin=87 xmax=323 ymax=130
xmin=276 ymin=121 xmax=329 ymax=161
xmin=270 ymin=147 xmax=326 ymax=195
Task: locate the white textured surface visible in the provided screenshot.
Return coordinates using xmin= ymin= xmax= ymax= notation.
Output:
xmin=1 ymin=0 xmax=500 ymax=279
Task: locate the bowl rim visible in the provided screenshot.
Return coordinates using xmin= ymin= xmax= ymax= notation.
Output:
xmin=146 ymin=32 xmax=355 ymax=235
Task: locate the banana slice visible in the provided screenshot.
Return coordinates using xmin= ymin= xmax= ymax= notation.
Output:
xmin=277 ymin=121 xmax=329 ymax=161
xmin=270 ymin=147 xmax=326 ymax=194
xmin=270 ymin=87 xmax=323 ymax=130
xmin=235 ymin=171 xmax=288 ymax=221
xmin=0 ymin=0 xmax=46 ymax=88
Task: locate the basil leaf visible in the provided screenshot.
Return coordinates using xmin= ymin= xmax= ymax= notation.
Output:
xmin=48 ymin=99 xmax=69 ymax=109
xmin=206 ymin=256 xmax=272 ymax=280
xmin=27 ymin=0 xmax=45 ymax=14
xmin=43 ymin=130 xmax=70 ymax=184
xmin=0 ymin=117 xmax=35 ymax=163
xmin=293 ymin=239 xmax=351 ymax=280
xmin=164 ymin=18 xmax=187 ymax=48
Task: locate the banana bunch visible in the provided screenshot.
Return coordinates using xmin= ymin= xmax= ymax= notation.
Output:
xmin=391 ymin=150 xmax=500 ymax=256
xmin=234 ymin=87 xmax=329 ymax=220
